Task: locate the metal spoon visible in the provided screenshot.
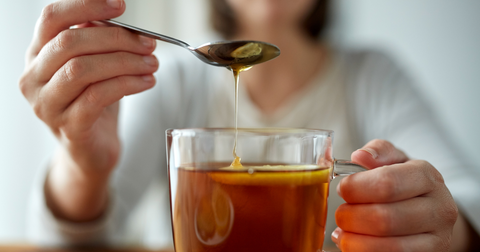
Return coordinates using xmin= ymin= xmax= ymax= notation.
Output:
xmin=91 ymin=19 xmax=281 ymax=68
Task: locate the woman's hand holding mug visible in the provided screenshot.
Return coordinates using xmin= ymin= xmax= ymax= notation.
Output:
xmin=333 ymin=139 xmax=459 ymax=252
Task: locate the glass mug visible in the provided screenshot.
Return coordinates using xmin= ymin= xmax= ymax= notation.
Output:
xmin=166 ymin=128 xmax=366 ymax=252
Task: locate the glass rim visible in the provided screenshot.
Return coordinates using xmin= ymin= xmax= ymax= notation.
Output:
xmin=166 ymin=128 xmax=334 ymax=137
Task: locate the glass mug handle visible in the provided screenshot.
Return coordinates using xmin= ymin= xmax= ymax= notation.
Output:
xmin=333 ymin=159 xmax=368 ymax=178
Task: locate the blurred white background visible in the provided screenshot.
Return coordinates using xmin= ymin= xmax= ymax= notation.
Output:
xmin=0 ymin=0 xmax=478 ymax=243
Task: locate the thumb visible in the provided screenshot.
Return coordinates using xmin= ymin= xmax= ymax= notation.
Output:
xmin=351 ymin=139 xmax=408 ymax=169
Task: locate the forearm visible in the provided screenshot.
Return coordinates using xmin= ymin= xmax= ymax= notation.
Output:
xmin=450 ymin=210 xmax=480 ymax=252
xmin=45 ymin=149 xmax=111 ymax=222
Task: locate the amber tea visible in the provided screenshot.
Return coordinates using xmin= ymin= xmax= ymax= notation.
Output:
xmin=170 ymin=163 xmax=330 ymax=252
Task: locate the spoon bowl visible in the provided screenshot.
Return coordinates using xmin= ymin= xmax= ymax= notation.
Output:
xmin=92 ymin=20 xmax=280 ymax=68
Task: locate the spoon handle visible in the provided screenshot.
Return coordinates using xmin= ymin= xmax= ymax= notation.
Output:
xmin=91 ymin=19 xmax=191 ymax=49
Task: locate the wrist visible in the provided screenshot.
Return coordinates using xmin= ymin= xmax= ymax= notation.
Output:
xmin=44 ymin=149 xmax=111 ymax=222
xmin=63 ymin=137 xmax=120 ymax=174
xmin=56 ymin=146 xmax=113 ymax=181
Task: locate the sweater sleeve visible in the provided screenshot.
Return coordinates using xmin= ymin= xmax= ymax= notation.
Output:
xmin=344 ymin=49 xmax=480 ymax=233
xmin=26 ymin=48 xmax=213 ymax=247
xmin=27 ymin=159 xmax=117 ymax=246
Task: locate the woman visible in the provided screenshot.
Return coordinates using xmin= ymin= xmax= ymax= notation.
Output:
xmin=20 ymin=0 xmax=480 ymax=251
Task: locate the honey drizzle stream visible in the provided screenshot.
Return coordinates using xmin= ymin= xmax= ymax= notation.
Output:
xmin=231 ymin=67 xmax=242 ymax=168
xmin=230 ymin=65 xmax=251 ymax=168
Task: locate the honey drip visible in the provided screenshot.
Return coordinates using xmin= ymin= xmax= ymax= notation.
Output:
xmin=226 ymin=42 xmax=277 ymax=168
xmin=229 ymin=65 xmax=251 ymax=168
xmin=230 ymin=66 xmax=241 ymax=168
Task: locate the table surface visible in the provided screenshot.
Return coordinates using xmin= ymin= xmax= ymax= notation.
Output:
xmin=0 ymin=245 xmax=172 ymax=252
xmin=0 ymin=245 xmax=341 ymax=252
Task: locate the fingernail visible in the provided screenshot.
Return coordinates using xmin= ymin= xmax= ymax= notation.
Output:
xmin=107 ymin=0 xmax=123 ymax=9
xmin=331 ymin=227 xmax=340 ymax=243
xmin=142 ymin=75 xmax=154 ymax=83
xmin=140 ymin=36 xmax=155 ymax=48
xmin=143 ymin=55 xmax=157 ymax=66
xmin=358 ymin=148 xmax=378 ymax=159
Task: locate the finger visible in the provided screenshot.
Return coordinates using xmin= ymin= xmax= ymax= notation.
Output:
xmin=29 ymin=0 xmax=126 ymax=57
xmin=61 ymin=74 xmax=156 ymax=135
xmin=337 ymin=160 xmax=441 ymax=203
xmin=22 ymin=28 xmax=155 ymax=102
xmin=331 ymin=228 xmax=449 ymax=252
xmin=352 ymin=139 xmax=408 ymax=169
xmin=75 ymin=22 xmax=98 ymax=29
xmin=32 ymin=26 xmax=156 ymax=82
xmin=335 ymin=197 xmax=440 ymax=236
xmin=36 ymin=53 xmax=158 ymax=121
